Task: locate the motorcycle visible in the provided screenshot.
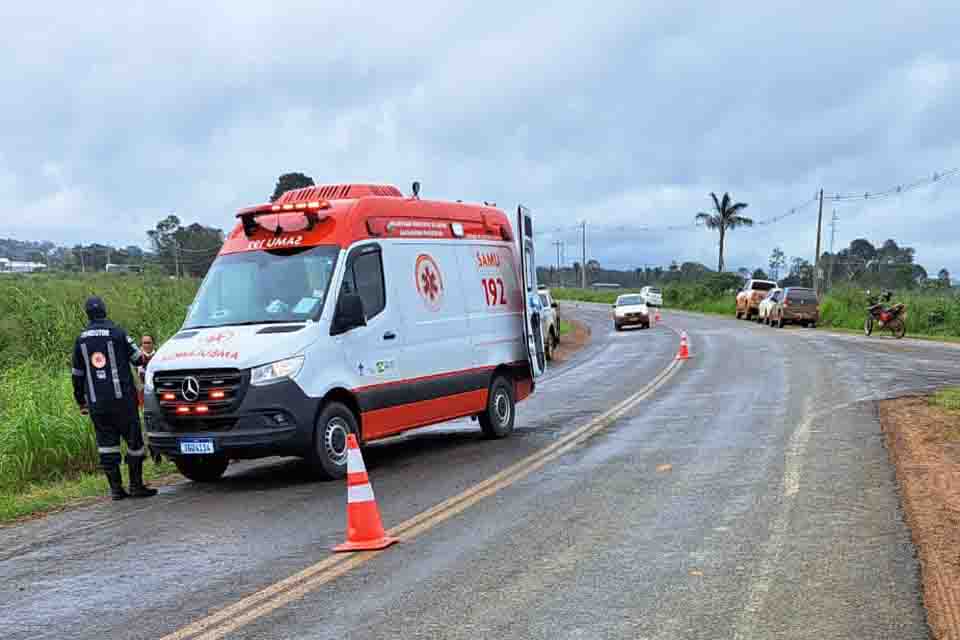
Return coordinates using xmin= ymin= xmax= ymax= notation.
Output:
xmin=864 ymin=290 xmax=907 ymax=339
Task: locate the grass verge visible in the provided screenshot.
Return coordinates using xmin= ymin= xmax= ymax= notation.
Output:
xmin=0 ymin=461 xmax=180 ymax=524
xmin=559 ymin=319 xmax=573 ymax=336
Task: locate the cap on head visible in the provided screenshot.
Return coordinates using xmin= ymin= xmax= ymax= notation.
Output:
xmin=85 ymin=296 xmax=107 ymax=320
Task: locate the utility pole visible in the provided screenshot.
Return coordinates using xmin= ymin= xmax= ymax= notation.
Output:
xmin=580 ymin=221 xmax=587 ymax=289
xmin=814 ymin=188 xmax=824 ymax=294
xmin=827 ymin=209 xmax=839 ymax=292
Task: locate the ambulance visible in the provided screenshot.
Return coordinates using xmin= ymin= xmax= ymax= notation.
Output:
xmin=144 ymin=183 xmax=545 ymax=481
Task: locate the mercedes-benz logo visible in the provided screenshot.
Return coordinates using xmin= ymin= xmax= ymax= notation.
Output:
xmin=181 ymin=376 xmax=201 ymax=401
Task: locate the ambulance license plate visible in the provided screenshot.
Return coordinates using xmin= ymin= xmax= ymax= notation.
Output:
xmin=179 ymin=438 xmax=215 ymax=455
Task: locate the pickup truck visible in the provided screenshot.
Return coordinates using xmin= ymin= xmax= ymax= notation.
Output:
xmin=538 ymin=288 xmax=560 ymax=361
xmin=736 ymin=278 xmax=778 ymax=321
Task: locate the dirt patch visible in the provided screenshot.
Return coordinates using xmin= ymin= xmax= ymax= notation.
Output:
xmin=881 ymin=396 xmax=960 ymax=640
xmin=551 ymin=319 xmax=591 ymax=363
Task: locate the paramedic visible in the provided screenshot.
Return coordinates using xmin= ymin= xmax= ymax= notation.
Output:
xmin=71 ymin=296 xmax=158 ymax=500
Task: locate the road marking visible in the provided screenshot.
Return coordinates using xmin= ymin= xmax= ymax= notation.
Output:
xmin=733 ymin=400 xmax=814 ymax=639
xmin=162 ymin=352 xmax=686 ymax=640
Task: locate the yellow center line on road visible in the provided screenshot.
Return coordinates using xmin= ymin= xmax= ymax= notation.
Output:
xmin=163 ymin=354 xmax=686 ymax=640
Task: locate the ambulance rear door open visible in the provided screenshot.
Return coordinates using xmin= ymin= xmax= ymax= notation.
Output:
xmin=517 ymin=205 xmax=545 ymax=385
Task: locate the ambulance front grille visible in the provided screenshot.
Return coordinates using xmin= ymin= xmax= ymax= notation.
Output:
xmin=154 ymin=368 xmax=248 ymax=419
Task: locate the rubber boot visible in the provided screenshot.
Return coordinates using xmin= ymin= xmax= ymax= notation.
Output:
xmin=104 ymin=466 xmax=129 ymax=501
xmin=127 ymin=457 xmax=158 ymax=498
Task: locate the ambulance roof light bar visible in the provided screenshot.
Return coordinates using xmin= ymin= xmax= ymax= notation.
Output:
xmin=236 ymin=201 xmax=331 ymax=237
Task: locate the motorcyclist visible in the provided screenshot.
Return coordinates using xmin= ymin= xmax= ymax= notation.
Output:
xmin=71 ymin=296 xmax=158 ymax=500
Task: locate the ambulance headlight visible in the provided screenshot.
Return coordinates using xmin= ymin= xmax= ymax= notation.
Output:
xmin=250 ymin=356 xmax=305 ymax=386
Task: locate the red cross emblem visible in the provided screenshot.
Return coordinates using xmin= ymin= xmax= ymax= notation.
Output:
xmin=415 ymin=254 xmax=444 ymax=311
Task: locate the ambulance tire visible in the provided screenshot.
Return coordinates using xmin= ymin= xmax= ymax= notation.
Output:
xmin=545 ymin=335 xmax=554 ymax=361
xmin=309 ymin=402 xmax=359 ymax=480
xmin=174 ymin=454 xmax=229 ymax=483
xmin=479 ymin=376 xmax=515 ymax=439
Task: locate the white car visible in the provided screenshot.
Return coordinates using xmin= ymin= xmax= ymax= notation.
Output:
xmin=757 ymin=288 xmax=783 ymax=324
xmin=612 ymin=294 xmax=650 ymax=331
xmin=640 ymin=286 xmax=663 ymax=307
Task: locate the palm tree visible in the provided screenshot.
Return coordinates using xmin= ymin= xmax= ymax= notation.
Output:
xmin=696 ymin=192 xmax=752 ymax=272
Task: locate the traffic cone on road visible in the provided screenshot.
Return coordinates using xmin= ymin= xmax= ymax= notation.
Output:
xmin=333 ymin=435 xmax=398 ymax=553
xmin=654 ymin=309 xmax=662 ymax=325
xmin=676 ymin=331 xmax=691 ymax=360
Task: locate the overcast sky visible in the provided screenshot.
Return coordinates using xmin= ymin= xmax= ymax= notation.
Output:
xmin=3 ymin=2 xmax=959 ymax=274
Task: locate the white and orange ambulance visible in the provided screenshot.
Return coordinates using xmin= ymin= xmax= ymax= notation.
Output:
xmin=144 ymin=184 xmax=545 ymax=481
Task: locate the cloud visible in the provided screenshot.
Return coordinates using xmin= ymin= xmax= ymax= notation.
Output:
xmin=2 ymin=1 xmax=959 ymax=276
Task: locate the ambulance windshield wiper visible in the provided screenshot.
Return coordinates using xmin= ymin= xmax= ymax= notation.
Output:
xmin=187 ymin=320 xmax=305 ymax=329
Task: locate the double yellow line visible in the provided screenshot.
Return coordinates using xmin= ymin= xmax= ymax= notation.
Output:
xmin=163 ymin=355 xmax=685 ymax=640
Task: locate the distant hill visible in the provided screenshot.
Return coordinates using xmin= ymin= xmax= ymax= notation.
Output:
xmin=0 ymin=238 xmax=55 ymax=261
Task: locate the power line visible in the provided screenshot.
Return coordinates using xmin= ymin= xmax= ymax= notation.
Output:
xmin=536 ymin=165 xmax=956 ymax=237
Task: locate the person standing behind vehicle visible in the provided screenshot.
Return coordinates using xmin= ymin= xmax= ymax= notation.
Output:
xmin=71 ymin=296 xmax=158 ymax=500
xmin=137 ymin=334 xmax=157 ymax=407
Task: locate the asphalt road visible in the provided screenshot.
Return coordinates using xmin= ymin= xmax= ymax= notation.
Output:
xmin=4 ymin=304 xmax=960 ymax=639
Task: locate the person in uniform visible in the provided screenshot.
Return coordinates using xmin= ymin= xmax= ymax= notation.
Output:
xmin=71 ymin=296 xmax=158 ymax=500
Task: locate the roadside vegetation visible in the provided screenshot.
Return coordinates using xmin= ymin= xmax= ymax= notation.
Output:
xmin=554 ymin=283 xmax=960 ymax=339
xmin=0 ymin=273 xmax=198 ymax=521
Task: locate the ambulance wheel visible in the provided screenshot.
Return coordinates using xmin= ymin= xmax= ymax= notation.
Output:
xmin=545 ymin=335 xmax=554 ymax=361
xmin=309 ymin=402 xmax=359 ymax=480
xmin=174 ymin=455 xmax=229 ymax=482
xmin=480 ymin=376 xmax=515 ymax=439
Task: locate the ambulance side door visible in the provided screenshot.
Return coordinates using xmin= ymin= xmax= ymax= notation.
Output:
xmin=334 ymin=243 xmax=403 ymax=388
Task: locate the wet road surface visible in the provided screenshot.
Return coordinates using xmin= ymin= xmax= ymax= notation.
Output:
xmin=3 ymin=304 xmax=960 ymax=639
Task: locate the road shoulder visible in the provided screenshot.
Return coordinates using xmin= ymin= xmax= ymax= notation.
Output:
xmin=881 ymin=395 xmax=960 ymax=640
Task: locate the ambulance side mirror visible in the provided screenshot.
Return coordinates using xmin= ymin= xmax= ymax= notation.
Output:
xmin=331 ymin=294 xmax=366 ymax=335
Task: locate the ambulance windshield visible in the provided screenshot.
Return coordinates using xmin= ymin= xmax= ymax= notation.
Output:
xmin=184 ymin=245 xmax=339 ymax=329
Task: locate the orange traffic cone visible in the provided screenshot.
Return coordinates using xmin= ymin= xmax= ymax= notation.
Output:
xmin=333 ymin=435 xmax=398 ymax=552
xmin=654 ymin=309 xmax=662 ymax=325
xmin=676 ymin=331 xmax=691 ymax=360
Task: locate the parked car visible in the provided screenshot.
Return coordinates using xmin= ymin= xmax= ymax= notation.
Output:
xmin=768 ymin=287 xmax=819 ymax=328
xmin=736 ymin=278 xmax=778 ymax=321
xmin=640 ymin=286 xmax=663 ymax=307
xmin=612 ymin=294 xmax=650 ymax=331
xmin=538 ymin=288 xmax=560 ymax=361
xmin=758 ymin=288 xmax=783 ymax=324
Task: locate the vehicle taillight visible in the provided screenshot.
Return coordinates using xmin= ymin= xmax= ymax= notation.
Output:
xmin=176 ymin=406 xmax=190 ymax=414
xmin=195 ymin=405 xmax=210 ymax=414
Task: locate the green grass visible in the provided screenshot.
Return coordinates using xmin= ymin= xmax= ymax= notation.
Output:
xmin=0 ymin=461 xmax=179 ymax=523
xmin=931 ymin=388 xmax=960 ymax=412
xmin=0 ymin=273 xmax=199 ymax=521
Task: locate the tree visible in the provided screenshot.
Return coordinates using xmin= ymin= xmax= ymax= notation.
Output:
xmin=146 ymin=215 xmax=224 ymax=278
xmin=938 ymin=268 xmax=951 ymax=286
xmin=737 ymin=267 xmax=751 ymax=280
xmin=848 ymin=238 xmax=877 ymax=263
xmin=270 ymin=172 xmax=315 ymax=202
xmin=695 ymin=192 xmax=752 ymax=272
xmin=768 ymin=247 xmax=786 ymax=280
xmin=752 ymin=268 xmax=768 ymax=280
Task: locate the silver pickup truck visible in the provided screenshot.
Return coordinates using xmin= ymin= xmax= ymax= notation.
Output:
xmin=538 ymin=288 xmax=561 ymax=361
